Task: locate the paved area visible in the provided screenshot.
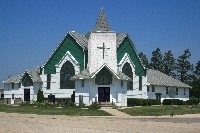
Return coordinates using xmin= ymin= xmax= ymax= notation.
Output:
xmin=0 ymin=112 xmax=200 ymax=133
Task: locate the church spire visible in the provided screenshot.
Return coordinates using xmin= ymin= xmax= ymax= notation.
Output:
xmin=94 ymin=7 xmax=111 ymax=31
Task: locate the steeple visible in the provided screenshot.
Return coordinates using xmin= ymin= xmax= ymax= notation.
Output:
xmin=94 ymin=7 xmax=111 ymax=31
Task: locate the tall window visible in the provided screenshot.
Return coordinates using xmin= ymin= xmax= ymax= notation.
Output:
xmin=18 ymin=83 xmax=21 ymax=88
xmin=166 ymin=86 xmax=168 ymax=94
xmin=81 ymin=80 xmax=84 ymax=87
xmin=12 ymin=83 xmax=14 ymax=89
xmin=47 ymin=74 xmax=51 ymax=89
xmin=147 ymin=86 xmax=149 ymax=92
xmin=95 ymin=67 xmax=112 ymax=85
xmin=152 ymin=85 xmax=155 ymax=92
xmin=139 ymin=76 xmax=142 ymax=91
xmin=176 ymin=88 xmax=178 ymax=95
xmin=184 ymin=88 xmax=186 ymax=95
xmin=122 ymin=62 xmax=133 ymax=90
xmin=60 ymin=61 xmax=75 ymax=89
xmin=121 ymin=81 xmax=123 ymax=87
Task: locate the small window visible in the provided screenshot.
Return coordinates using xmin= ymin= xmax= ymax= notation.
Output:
xmin=139 ymin=76 xmax=142 ymax=91
xmin=166 ymin=86 xmax=168 ymax=94
xmin=184 ymin=88 xmax=186 ymax=95
xmin=12 ymin=83 xmax=14 ymax=89
xmin=81 ymin=80 xmax=84 ymax=87
xmin=12 ymin=94 xmax=14 ymax=100
xmin=18 ymin=83 xmax=21 ymax=88
xmin=47 ymin=74 xmax=51 ymax=89
xmin=121 ymin=81 xmax=123 ymax=87
xmin=176 ymin=88 xmax=178 ymax=95
xmin=147 ymin=86 xmax=149 ymax=92
xmin=152 ymin=85 xmax=155 ymax=92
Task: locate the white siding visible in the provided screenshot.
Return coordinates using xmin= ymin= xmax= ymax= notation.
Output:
xmin=147 ymin=85 xmax=189 ymax=103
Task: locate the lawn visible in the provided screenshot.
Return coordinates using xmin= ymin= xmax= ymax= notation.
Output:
xmin=119 ymin=105 xmax=200 ymax=116
xmin=0 ymin=104 xmax=111 ymax=116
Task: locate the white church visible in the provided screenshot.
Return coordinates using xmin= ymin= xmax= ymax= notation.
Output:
xmin=3 ymin=8 xmax=191 ymax=106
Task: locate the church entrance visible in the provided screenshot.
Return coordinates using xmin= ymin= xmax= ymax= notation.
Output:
xmin=98 ymin=87 xmax=110 ymax=102
xmin=24 ymin=89 xmax=30 ymax=101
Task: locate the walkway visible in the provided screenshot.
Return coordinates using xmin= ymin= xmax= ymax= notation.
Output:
xmin=100 ymin=107 xmax=132 ymax=117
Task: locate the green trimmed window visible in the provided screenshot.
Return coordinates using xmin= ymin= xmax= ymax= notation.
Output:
xmin=60 ymin=61 xmax=75 ymax=89
xmin=122 ymin=62 xmax=133 ymax=90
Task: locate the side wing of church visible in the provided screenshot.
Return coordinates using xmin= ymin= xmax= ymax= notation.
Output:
xmin=3 ymin=8 xmax=191 ymax=106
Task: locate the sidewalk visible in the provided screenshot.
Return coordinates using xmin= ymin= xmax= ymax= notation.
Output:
xmin=100 ymin=107 xmax=132 ymax=118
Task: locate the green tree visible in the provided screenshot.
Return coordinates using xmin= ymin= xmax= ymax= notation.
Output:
xmin=138 ymin=52 xmax=149 ymax=68
xmin=37 ymin=89 xmax=44 ymax=103
xmin=163 ymin=50 xmax=176 ymax=78
xmin=150 ymin=48 xmax=164 ymax=72
xmin=191 ymin=61 xmax=200 ymax=99
xmin=176 ymin=49 xmax=193 ymax=84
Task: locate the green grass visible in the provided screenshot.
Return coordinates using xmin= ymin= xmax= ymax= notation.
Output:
xmin=0 ymin=104 xmax=111 ymax=116
xmin=119 ymin=105 xmax=200 ymax=116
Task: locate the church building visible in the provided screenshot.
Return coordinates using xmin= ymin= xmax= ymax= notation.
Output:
xmin=3 ymin=8 xmax=191 ymax=105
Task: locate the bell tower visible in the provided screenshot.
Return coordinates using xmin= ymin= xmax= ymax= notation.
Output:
xmin=87 ymin=8 xmax=117 ymax=74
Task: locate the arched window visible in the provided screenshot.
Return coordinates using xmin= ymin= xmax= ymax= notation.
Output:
xmin=95 ymin=67 xmax=112 ymax=85
xmin=60 ymin=61 xmax=75 ymax=89
xmin=122 ymin=62 xmax=133 ymax=90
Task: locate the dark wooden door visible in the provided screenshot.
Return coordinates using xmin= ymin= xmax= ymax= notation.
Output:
xmin=98 ymin=87 xmax=110 ymax=102
xmin=24 ymin=89 xmax=30 ymax=101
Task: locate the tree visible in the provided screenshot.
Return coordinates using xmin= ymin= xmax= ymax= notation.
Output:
xmin=163 ymin=50 xmax=176 ymax=78
xmin=138 ymin=52 xmax=149 ymax=68
xmin=150 ymin=48 xmax=164 ymax=72
xmin=191 ymin=61 xmax=200 ymax=99
xmin=37 ymin=89 xmax=44 ymax=103
xmin=176 ymin=49 xmax=193 ymax=84
xmin=194 ymin=61 xmax=200 ymax=79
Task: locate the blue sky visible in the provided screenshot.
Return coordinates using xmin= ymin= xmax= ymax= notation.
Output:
xmin=0 ymin=0 xmax=200 ymax=85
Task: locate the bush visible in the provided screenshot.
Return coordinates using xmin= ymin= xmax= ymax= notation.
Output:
xmin=88 ymin=102 xmax=101 ymax=109
xmin=162 ymin=99 xmax=184 ymax=105
xmin=78 ymin=103 xmax=86 ymax=108
xmin=186 ymin=99 xmax=199 ymax=105
xmin=37 ymin=89 xmax=44 ymax=103
xmin=65 ymin=99 xmax=74 ymax=107
xmin=127 ymin=98 xmax=161 ymax=106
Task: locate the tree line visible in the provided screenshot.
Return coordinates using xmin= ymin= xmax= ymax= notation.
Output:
xmin=139 ymin=48 xmax=200 ymax=99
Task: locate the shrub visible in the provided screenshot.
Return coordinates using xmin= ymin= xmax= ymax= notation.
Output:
xmin=88 ymin=102 xmax=101 ymax=109
xmin=78 ymin=103 xmax=86 ymax=108
xmin=37 ymin=89 xmax=44 ymax=103
xmin=65 ymin=99 xmax=74 ymax=107
xmin=186 ymin=99 xmax=199 ymax=105
xmin=162 ymin=99 xmax=184 ymax=105
xmin=127 ymin=98 xmax=161 ymax=106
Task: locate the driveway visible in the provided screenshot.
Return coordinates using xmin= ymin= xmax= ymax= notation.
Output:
xmin=0 ymin=112 xmax=200 ymax=133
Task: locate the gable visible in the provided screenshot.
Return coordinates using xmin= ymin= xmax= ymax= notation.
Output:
xmin=22 ymin=73 xmax=33 ymax=87
xmin=117 ymin=36 xmax=146 ymax=76
xmin=43 ymin=34 xmax=85 ymax=74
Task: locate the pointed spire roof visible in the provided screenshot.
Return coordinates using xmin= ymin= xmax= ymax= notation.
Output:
xmin=94 ymin=7 xmax=111 ymax=31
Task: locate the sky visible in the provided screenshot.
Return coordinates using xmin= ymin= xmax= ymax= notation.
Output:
xmin=0 ymin=0 xmax=200 ymax=86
